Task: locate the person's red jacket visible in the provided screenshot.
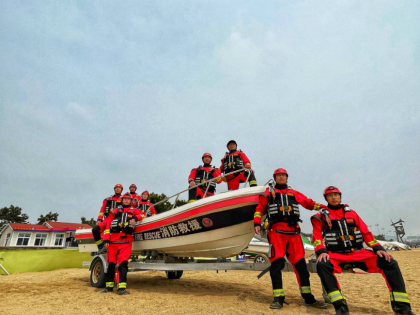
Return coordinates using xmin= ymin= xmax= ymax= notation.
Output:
xmin=97 ymin=194 xmax=122 ymax=221
xmin=188 ymin=166 xmax=222 ymax=184
xmin=311 ymin=205 xmax=382 ymax=255
xmin=103 ymin=205 xmax=145 ymax=242
xmin=254 ymin=187 xmax=321 ymax=232
xmin=218 ymin=150 xmax=251 ymax=175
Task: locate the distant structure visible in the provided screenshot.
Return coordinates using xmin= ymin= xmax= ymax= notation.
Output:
xmin=391 ymin=219 xmax=406 ymax=244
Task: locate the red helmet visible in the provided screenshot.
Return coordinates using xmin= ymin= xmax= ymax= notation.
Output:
xmin=114 ymin=184 xmax=123 ymax=189
xmin=273 ymin=168 xmax=288 ymax=178
xmin=122 ymin=193 xmax=133 ymax=199
xmin=323 ymin=186 xmax=342 ymax=199
xmin=129 ymin=184 xmax=137 ymax=189
xmin=142 ymin=190 xmax=150 ymax=196
xmin=202 ymin=152 xmax=212 ymax=160
xmin=226 ymin=140 xmax=237 ymax=148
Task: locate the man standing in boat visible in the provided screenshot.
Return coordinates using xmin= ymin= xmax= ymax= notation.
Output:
xmin=128 ymin=184 xmax=141 ymax=209
xmin=92 ymin=184 xmax=123 ymax=254
xmin=137 ymin=190 xmax=156 ymax=217
xmin=101 ymin=193 xmax=146 ymax=295
xmin=218 ymin=140 xmax=257 ymax=190
xmin=311 ymin=186 xmax=415 ymax=315
xmin=254 ymin=168 xmax=326 ymax=310
xmin=188 ymin=153 xmax=222 ymax=202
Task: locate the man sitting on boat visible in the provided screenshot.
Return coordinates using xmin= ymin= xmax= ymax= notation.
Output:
xmin=92 ymin=184 xmax=123 ymax=254
xmin=218 ymin=140 xmax=257 ymax=190
xmin=101 ymin=193 xmax=146 ymax=295
xmin=254 ymin=168 xmax=326 ymax=310
xmin=312 ymin=186 xmax=415 ymax=315
xmin=137 ymin=190 xmax=156 ymax=217
xmin=188 ymin=153 xmax=222 ymax=202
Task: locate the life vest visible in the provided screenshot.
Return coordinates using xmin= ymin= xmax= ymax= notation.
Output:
xmin=110 ymin=206 xmax=136 ymax=235
xmin=266 ymin=188 xmax=301 ymax=227
xmin=194 ymin=166 xmax=217 ymax=193
xmin=223 ymin=151 xmax=244 ymax=174
xmin=320 ymin=205 xmax=364 ymax=253
xmin=104 ymin=196 xmax=122 ymax=218
xmin=138 ymin=201 xmax=153 ymax=217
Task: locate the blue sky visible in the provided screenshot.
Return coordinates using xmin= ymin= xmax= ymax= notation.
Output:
xmin=1 ymin=1 xmax=419 ymax=236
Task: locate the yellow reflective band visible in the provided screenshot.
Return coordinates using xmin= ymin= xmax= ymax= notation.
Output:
xmin=249 ymin=180 xmax=257 ymax=185
xmin=254 ymin=213 xmax=262 ymax=218
xmin=368 ymin=239 xmax=379 ymax=246
xmin=300 ymin=286 xmax=311 ymax=294
xmin=106 ymin=282 xmax=114 ymax=288
xmin=273 ymin=289 xmax=285 ymax=297
xmin=99 ymin=212 xmax=104 ymax=216
xmin=188 ymin=200 xmax=195 ymax=203
xmin=95 ymin=240 xmax=103 ymax=245
xmin=245 ymin=163 xmax=251 ymax=167
xmin=390 ymin=291 xmax=410 ymax=303
xmin=118 ymin=282 xmax=127 ymax=289
xmin=313 ymin=203 xmax=321 ymax=211
xmin=328 ymin=290 xmax=345 ymax=303
xmin=103 ymin=229 xmax=110 ymax=234
xmin=313 ymin=240 xmax=322 ymax=248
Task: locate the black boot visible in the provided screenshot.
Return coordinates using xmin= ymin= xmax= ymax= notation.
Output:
xmin=394 ymin=312 xmax=416 ymax=315
xmin=270 ymin=297 xmax=285 ymax=309
xmin=117 ymin=288 xmax=130 ymax=295
xmin=100 ymin=288 xmax=113 ymax=294
xmin=306 ymin=300 xmax=328 ymax=309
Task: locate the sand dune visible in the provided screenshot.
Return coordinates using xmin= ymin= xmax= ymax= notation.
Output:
xmin=1 ymin=250 xmax=419 ymax=314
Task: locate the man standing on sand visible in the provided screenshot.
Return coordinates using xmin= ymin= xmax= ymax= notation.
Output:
xmin=254 ymin=168 xmax=326 ymax=310
xmin=312 ymin=186 xmax=415 ymax=315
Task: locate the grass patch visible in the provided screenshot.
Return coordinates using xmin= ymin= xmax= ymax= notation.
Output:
xmin=0 ymin=249 xmax=92 ymax=274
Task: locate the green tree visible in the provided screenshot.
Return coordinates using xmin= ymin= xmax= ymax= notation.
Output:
xmin=37 ymin=212 xmax=59 ymax=225
xmin=0 ymin=205 xmax=29 ymax=229
xmin=81 ymin=217 xmax=96 ymax=227
xmin=148 ymin=192 xmax=187 ymax=214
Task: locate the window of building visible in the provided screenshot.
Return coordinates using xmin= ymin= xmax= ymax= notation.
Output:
xmin=16 ymin=233 xmax=31 ymax=246
xmin=34 ymin=233 xmax=47 ymax=246
xmin=54 ymin=233 xmax=64 ymax=246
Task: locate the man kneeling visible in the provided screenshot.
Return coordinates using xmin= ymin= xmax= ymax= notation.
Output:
xmin=311 ymin=186 xmax=415 ymax=315
xmin=101 ymin=193 xmax=145 ymax=295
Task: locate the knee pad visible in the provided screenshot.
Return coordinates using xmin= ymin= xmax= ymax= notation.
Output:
xmin=294 ymin=258 xmax=307 ymax=271
xmin=377 ymin=255 xmax=398 ymax=270
xmin=271 ymin=257 xmax=285 ymax=272
xmin=118 ymin=260 xmax=129 ymax=270
xmin=108 ymin=262 xmax=116 ymax=270
xmin=92 ymin=225 xmax=100 ymax=232
xmin=316 ymin=258 xmax=333 ymax=274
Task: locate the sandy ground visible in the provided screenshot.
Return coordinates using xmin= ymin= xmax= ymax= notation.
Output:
xmin=1 ymin=250 xmax=419 ymax=315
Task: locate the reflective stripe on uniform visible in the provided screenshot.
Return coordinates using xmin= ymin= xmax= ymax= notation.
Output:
xmin=118 ymin=282 xmax=127 ymax=289
xmin=328 ymin=290 xmax=345 ymax=303
xmin=313 ymin=203 xmax=321 ymax=211
xmin=300 ymin=286 xmax=311 ymax=294
xmin=313 ymin=240 xmax=322 ymax=248
xmin=368 ymin=239 xmax=379 ymax=246
xmin=390 ymin=291 xmax=410 ymax=303
xmin=249 ymin=180 xmax=257 ymax=186
xmin=254 ymin=212 xmax=262 ymax=218
xmin=98 ymin=212 xmax=104 ymax=216
xmin=273 ymin=289 xmax=285 ymax=297
xmin=188 ymin=200 xmax=195 ymax=203
xmin=103 ymin=229 xmax=110 ymax=235
xmin=245 ymin=163 xmax=251 ymax=167
xmin=95 ymin=240 xmax=103 ymax=245
xmin=106 ymin=282 xmax=114 ymax=288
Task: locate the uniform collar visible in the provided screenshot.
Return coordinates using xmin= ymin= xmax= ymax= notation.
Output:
xmin=229 ymin=149 xmax=237 ymax=154
xmin=275 ymin=184 xmax=288 ymax=189
xmin=328 ymin=203 xmax=343 ymax=210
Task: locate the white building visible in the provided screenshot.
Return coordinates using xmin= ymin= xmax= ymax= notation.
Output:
xmin=0 ymin=221 xmax=92 ymax=248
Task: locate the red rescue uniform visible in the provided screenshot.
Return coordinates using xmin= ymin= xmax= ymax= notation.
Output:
xmin=102 ymin=205 xmax=145 ymax=290
xmin=311 ymin=204 xmax=412 ymax=314
xmin=138 ymin=199 xmax=157 ymax=217
xmin=218 ymin=150 xmax=257 ymax=190
xmin=254 ymin=184 xmax=322 ymax=304
xmin=92 ymin=194 xmax=122 ymax=248
xmin=129 ymin=193 xmax=141 ymax=208
xmin=188 ymin=165 xmax=222 ymax=201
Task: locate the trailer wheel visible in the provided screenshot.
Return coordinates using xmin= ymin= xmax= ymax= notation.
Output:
xmin=254 ymin=254 xmax=269 ymax=264
xmin=165 ymin=270 xmax=183 ymax=279
xmin=90 ymin=258 xmax=106 ymax=288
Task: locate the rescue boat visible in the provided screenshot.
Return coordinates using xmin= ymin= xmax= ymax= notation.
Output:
xmin=76 ymin=186 xmax=266 ymax=258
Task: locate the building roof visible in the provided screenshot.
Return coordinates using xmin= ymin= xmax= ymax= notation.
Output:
xmin=9 ymin=223 xmax=51 ymax=232
xmin=7 ymin=222 xmax=92 ymax=233
xmin=44 ymin=221 xmax=92 ymax=231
